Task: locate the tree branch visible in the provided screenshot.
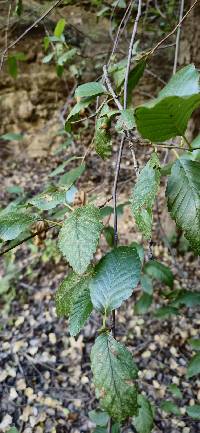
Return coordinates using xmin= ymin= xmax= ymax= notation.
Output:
xmin=173 ymin=0 xmax=185 ymax=74
xmin=0 ymin=0 xmax=63 ymax=71
xmin=150 ymin=0 xmax=199 ymax=56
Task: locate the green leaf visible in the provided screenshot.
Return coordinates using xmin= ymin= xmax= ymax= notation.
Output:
xmin=54 ymin=18 xmax=66 ymax=38
xmin=130 ymin=242 xmax=144 ymax=264
xmin=188 ymin=339 xmax=200 ymax=351
xmin=116 ymin=109 xmax=136 ymax=131
xmin=91 ymin=333 xmax=138 ymax=421
xmin=49 ymin=157 xmax=82 ymax=177
xmin=134 ymin=293 xmax=152 ymax=315
xmin=58 ymin=163 xmax=85 ymax=187
xmin=166 ymin=158 xmax=200 ymax=254
xmin=1 ymin=132 xmax=23 ymax=141
xmin=99 ymin=104 xmax=119 ymax=119
xmin=141 ymin=274 xmax=153 ymax=294
xmin=90 ymin=246 xmax=141 ymax=313
xmin=57 ymin=48 xmax=77 ymax=66
xmin=160 ymin=400 xmax=181 ymax=416
xmin=187 ymin=353 xmax=200 ymax=378
xmin=69 ymin=283 xmax=93 ymax=336
xmin=7 ymin=56 xmax=18 ymax=78
xmin=103 ymin=226 xmax=115 ymax=247
xmin=93 ymin=428 xmax=107 ymax=433
xmin=132 ymin=394 xmax=154 ymax=433
xmin=56 ymin=272 xmax=83 ymax=317
xmin=56 ymin=64 xmax=64 ymax=78
xmin=0 ymin=210 xmax=37 ymax=241
xmin=168 ymin=384 xmax=183 ymax=399
xmin=58 ymin=205 xmax=103 ymax=274
xmin=94 ymin=117 xmax=112 ymax=160
xmin=55 ymin=270 xmax=92 ymax=335
xmin=192 ymin=134 xmax=200 ymax=149
xmin=186 ymin=405 xmax=200 ymax=419
xmin=66 ymin=98 xmax=94 ymax=122
xmin=29 ymin=188 xmax=66 ymax=210
xmin=171 ymin=290 xmax=200 ymax=308
xmin=89 ymin=410 xmax=109 ymax=426
xmin=158 ymin=64 xmax=200 ymax=98
xmin=42 ymin=52 xmax=54 ymax=64
xmin=127 ymin=60 xmax=146 ymax=104
xmin=131 ymin=153 xmax=160 ymax=239
xmin=135 ymin=94 xmax=200 ymax=142
xmin=15 ymin=0 xmax=23 ymax=16
xmin=7 ymin=428 xmax=19 ymax=433
xmin=75 ymin=82 xmax=106 ymax=98
xmin=154 ymin=306 xmax=179 ymax=318
xmin=143 ymin=260 xmax=173 ymax=288
xmin=7 ymin=185 xmax=23 ymax=195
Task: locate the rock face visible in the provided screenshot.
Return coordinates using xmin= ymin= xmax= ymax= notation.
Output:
xmin=0 ymin=2 xmax=110 ymax=157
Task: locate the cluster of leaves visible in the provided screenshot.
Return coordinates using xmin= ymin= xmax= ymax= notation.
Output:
xmin=1 ymin=31 xmax=200 ymax=429
xmin=42 ymin=18 xmax=78 ymax=78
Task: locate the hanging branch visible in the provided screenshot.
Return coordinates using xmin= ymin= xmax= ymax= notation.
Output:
xmin=150 ymin=0 xmax=199 ymax=57
xmin=173 ymin=0 xmax=185 ymax=74
xmin=108 ymin=2 xmax=142 ymax=432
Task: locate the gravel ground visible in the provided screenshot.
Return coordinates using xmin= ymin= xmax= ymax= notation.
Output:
xmin=0 ymin=137 xmax=200 ymax=433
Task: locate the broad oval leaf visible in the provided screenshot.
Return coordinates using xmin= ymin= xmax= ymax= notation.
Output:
xmin=166 ymin=158 xmax=200 ymax=254
xmin=188 ymin=339 xmax=200 ymax=351
xmin=75 ymin=82 xmax=106 ymax=98
xmin=186 ymin=404 xmax=200 ymax=420
xmin=55 ymin=271 xmax=93 ymax=336
xmin=58 ymin=205 xmax=103 ymax=274
xmin=0 ymin=210 xmax=37 ymax=241
xmin=89 ymin=410 xmax=109 ymax=427
xmin=58 ymin=163 xmax=86 ymax=187
xmin=132 ymin=394 xmax=154 ymax=433
xmin=160 ymin=400 xmax=181 ymax=416
xmin=69 ymin=283 xmax=93 ymax=337
xmin=135 ymin=94 xmax=200 ymax=142
xmin=57 ymin=48 xmax=77 ymax=66
xmin=158 ymin=64 xmax=200 ymax=98
xmin=90 ymin=246 xmax=141 ymax=313
xmin=66 ymin=97 xmax=94 ymax=122
xmin=91 ymin=333 xmax=138 ymax=421
xmin=54 ymin=18 xmax=66 ymax=38
xmin=134 ymin=293 xmax=152 ymax=315
xmin=29 ymin=188 xmax=66 ymax=210
xmin=131 ymin=153 xmax=160 ymax=239
xmin=168 ymin=384 xmax=183 ymax=399
xmin=143 ymin=260 xmax=173 ymax=288
xmin=187 ymin=353 xmax=200 ymax=378
xmin=94 ymin=117 xmax=112 ymax=160
xmin=56 ymin=272 xmax=83 ymax=317
xmin=116 ymin=109 xmax=135 ymax=131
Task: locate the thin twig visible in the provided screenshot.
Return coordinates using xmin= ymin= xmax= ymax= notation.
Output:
xmin=108 ymin=3 xmax=142 ymax=431
xmin=0 ymin=0 xmax=63 ymax=72
xmin=103 ymin=65 xmax=123 ymax=111
xmin=113 ymin=134 xmax=126 ymax=246
xmin=108 ymin=0 xmax=134 ymax=67
xmin=123 ymin=0 xmax=142 ymax=109
xmin=0 ymin=225 xmax=57 ymax=257
xmin=150 ymin=0 xmax=199 ymax=56
xmin=173 ymin=0 xmax=185 ymax=74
